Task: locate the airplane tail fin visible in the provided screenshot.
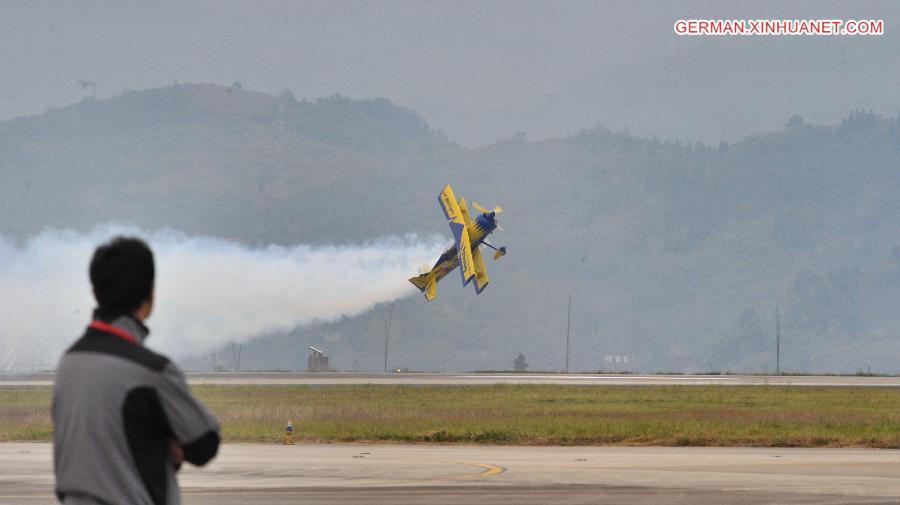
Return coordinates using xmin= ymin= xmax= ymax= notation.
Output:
xmin=408 ymin=272 xmax=438 ymax=301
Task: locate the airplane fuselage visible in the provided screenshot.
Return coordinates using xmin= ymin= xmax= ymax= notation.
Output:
xmin=428 ymin=211 xmax=497 ymax=284
xmin=408 ymin=184 xmax=506 ymax=301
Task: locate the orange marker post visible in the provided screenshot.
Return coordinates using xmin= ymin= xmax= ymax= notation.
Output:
xmin=284 ymin=419 xmax=294 ymax=445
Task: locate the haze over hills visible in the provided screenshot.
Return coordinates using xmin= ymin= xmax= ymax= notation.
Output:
xmin=470 ymin=34 xmax=900 ymax=146
xmin=1 ymin=84 xmax=898 ymax=373
xmin=4 ymin=2 xmax=899 ymax=148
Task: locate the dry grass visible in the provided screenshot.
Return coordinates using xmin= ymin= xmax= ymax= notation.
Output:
xmin=4 ymin=384 xmax=900 ymax=447
xmin=0 ymin=388 xmax=54 ymax=441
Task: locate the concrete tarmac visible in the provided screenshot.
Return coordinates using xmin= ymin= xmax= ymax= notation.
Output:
xmin=3 ymin=443 xmax=900 ymax=504
xmin=4 ymin=371 xmax=900 ymax=387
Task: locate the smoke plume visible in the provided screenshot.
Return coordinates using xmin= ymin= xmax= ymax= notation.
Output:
xmin=0 ymin=225 xmax=444 ymax=371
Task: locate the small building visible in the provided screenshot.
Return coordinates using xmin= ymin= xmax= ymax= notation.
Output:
xmin=604 ymin=355 xmax=635 ymax=366
xmin=307 ymin=346 xmax=329 ymax=372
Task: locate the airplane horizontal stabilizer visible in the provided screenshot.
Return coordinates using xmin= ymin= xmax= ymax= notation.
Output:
xmin=425 ymin=280 xmax=437 ymax=301
xmin=409 ymin=272 xmax=438 ymax=302
xmin=409 ymin=273 xmax=429 ymax=290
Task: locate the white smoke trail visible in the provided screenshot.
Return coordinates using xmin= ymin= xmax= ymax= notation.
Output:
xmin=0 ymin=225 xmax=445 ymax=370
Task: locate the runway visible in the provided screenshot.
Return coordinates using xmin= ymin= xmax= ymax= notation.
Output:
xmin=3 ymin=443 xmax=900 ymax=504
xmin=4 ymin=371 xmax=900 ymax=387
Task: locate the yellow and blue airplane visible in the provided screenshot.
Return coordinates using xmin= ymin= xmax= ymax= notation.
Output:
xmin=409 ymin=184 xmax=506 ymax=301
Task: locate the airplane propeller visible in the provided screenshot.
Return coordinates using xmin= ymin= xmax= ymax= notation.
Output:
xmin=473 ymin=201 xmax=505 ymax=232
xmin=472 ymin=201 xmax=503 ymax=215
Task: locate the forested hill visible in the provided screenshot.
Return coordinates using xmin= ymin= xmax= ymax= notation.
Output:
xmin=1 ymin=83 xmax=442 ymax=152
xmin=0 ymin=83 xmax=449 ymax=241
xmin=1 ymin=85 xmax=898 ymax=373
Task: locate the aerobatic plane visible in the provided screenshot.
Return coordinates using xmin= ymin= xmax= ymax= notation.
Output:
xmin=409 ymin=184 xmax=506 ymax=301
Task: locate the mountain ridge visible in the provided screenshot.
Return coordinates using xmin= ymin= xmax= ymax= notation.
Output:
xmin=1 ymin=84 xmax=897 ymax=373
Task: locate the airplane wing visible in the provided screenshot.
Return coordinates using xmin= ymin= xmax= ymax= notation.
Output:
xmin=458 ymin=196 xmax=488 ymax=292
xmin=457 ymin=197 xmax=476 ymax=230
xmin=457 ymin=228 xmax=476 ymax=286
xmin=439 ymin=185 xmax=476 ymax=286
xmin=439 ymin=185 xmax=462 ymax=222
xmin=471 ymin=244 xmax=490 ymax=294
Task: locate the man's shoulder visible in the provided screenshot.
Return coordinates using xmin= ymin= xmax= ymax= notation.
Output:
xmin=66 ymin=329 xmax=171 ymax=372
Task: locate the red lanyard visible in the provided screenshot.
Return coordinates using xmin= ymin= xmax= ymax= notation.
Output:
xmin=89 ymin=320 xmax=138 ymax=344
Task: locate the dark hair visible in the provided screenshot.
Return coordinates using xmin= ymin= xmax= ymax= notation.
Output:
xmin=89 ymin=236 xmax=155 ymax=316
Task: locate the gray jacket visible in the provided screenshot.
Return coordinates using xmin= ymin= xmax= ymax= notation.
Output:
xmin=53 ymin=314 xmax=220 ymax=505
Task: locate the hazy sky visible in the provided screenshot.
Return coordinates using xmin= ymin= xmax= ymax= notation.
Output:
xmin=2 ymin=0 xmax=898 ymax=145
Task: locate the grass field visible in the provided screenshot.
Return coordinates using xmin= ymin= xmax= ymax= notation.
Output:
xmin=3 ymin=385 xmax=900 ymax=447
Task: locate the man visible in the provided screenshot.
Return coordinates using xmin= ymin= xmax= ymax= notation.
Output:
xmin=53 ymin=237 xmax=220 ymax=505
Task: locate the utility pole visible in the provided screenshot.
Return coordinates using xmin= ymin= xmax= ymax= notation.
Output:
xmin=231 ymin=341 xmax=242 ymax=372
xmin=566 ymin=293 xmax=572 ymax=373
xmin=775 ymin=306 xmax=781 ymax=375
xmin=383 ymin=303 xmax=393 ymax=373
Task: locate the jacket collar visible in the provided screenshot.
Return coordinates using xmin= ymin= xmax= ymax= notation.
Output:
xmin=92 ymin=308 xmax=150 ymax=345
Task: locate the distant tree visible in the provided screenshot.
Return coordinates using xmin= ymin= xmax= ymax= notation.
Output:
xmin=786 ymin=114 xmax=805 ymax=129
xmin=277 ymin=89 xmax=296 ymax=103
xmin=513 ymin=353 xmax=528 ymax=371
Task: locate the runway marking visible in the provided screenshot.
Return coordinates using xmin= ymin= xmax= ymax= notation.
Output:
xmin=445 ymin=461 xmax=506 ymax=480
xmin=403 ymin=460 xmax=507 ymax=484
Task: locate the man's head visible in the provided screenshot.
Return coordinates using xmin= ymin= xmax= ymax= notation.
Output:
xmin=89 ymin=237 xmax=155 ymax=320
